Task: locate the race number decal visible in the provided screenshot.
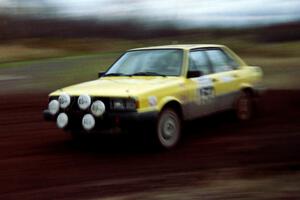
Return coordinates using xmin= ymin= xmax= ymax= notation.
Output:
xmin=199 ymin=86 xmax=215 ymax=104
xmin=193 ymin=76 xmax=215 ymax=105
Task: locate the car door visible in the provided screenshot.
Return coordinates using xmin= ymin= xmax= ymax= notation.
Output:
xmin=204 ymin=48 xmax=240 ymax=111
xmin=184 ymin=49 xmax=217 ymax=119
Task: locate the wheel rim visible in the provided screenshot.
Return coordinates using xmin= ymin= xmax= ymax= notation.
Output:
xmin=158 ymin=110 xmax=180 ymax=148
xmin=162 ymin=118 xmax=176 ymax=139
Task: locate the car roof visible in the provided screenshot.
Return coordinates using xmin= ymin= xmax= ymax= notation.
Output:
xmin=130 ymin=44 xmax=225 ymax=51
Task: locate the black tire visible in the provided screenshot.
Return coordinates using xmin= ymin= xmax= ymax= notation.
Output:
xmin=235 ymin=91 xmax=254 ymax=121
xmin=155 ymin=108 xmax=181 ymax=149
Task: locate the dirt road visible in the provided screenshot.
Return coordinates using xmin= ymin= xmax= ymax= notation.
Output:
xmin=0 ymin=90 xmax=300 ymax=199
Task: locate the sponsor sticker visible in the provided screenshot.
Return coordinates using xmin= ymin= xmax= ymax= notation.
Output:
xmin=220 ymin=76 xmax=233 ymax=82
xmin=196 ymin=76 xmax=213 ymax=87
xmin=193 ymin=76 xmax=215 ymax=105
xmin=148 ymin=96 xmax=157 ymax=106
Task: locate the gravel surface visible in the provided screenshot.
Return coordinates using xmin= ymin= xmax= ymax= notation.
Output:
xmin=0 ymin=90 xmax=300 ymax=199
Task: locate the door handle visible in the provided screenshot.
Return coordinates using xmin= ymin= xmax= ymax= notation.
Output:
xmin=212 ymin=78 xmax=218 ymax=82
xmin=232 ymin=73 xmax=239 ymax=78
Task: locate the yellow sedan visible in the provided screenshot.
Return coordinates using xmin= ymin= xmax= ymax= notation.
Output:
xmin=44 ymin=44 xmax=263 ymax=149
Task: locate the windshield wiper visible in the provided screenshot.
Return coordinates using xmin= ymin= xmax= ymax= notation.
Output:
xmin=103 ymin=73 xmax=129 ymax=77
xmin=130 ymin=72 xmax=166 ymax=77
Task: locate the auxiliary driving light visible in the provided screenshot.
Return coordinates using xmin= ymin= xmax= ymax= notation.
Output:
xmin=48 ymin=100 xmax=59 ymax=115
xmin=91 ymin=100 xmax=105 ymax=117
xmin=56 ymin=113 xmax=68 ymax=129
xmin=78 ymin=94 xmax=91 ymax=110
xmin=58 ymin=93 xmax=71 ymax=109
xmin=82 ymin=114 xmax=95 ymax=131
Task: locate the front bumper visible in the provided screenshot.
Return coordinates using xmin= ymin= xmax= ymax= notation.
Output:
xmin=43 ymin=109 xmax=54 ymax=121
xmin=43 ymin=109 xmax=158 ymax=131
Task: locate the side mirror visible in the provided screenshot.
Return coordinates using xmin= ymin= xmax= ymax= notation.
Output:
xmin=187 ymin=70 xmax=203 ymax=78
xmin=98 ymin=71 xmax=105 ymax=78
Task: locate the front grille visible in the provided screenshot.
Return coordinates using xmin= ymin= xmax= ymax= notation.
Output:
xmin=50 ymin=95 xmax=136 ymax=117
xmin=66 ymin=96 xmax=113 ymax=131
xmin=70 ymin=96 xmax=111 ymax=112
xmin=49 ymin=95 xmax=136 ymax=131
xmin=50 ymin=95 xmax=110 ymax=115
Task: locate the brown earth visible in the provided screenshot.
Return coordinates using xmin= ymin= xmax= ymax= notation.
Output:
xmin=0 ymin=90 xmax=300 ymax=199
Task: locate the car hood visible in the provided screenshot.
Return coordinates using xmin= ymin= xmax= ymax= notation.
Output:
xmin=50 ymin=76 xmax=184 ymax=97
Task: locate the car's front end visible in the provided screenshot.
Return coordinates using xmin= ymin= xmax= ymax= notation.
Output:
xmin=44 ymin=47 xmax=186 ymax=137
xmin=43 ymin=73 xmax=187 ymax=135
xmin=44 ymin=92 xmax=158 ymax=133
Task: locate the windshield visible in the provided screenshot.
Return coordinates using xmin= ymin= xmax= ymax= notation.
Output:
xmin=105 ymin=49 xmax=183 ymax=76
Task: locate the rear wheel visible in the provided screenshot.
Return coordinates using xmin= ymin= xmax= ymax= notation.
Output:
xmin=155 ymin=108 xmax=181 ymax=149
xmin=235 ymin=91 xmax=254 ymax=121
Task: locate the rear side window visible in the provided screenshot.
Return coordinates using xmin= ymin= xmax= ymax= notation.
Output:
xmin=189 ymin=50 xmax=211 ymax=75
xmin=205 ymin=49 xmax=238 ymax=73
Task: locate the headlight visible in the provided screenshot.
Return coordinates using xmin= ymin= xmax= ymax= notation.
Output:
xmin=78 ymin=94 xmax=91 ymax=110
xmin=91 ymin=100 xmax=105 ymax=117
xmin=125 ymin=99 xmax=137 ymax=110
xmin=111 ymin=98 xmax=137 ymax=111
xmin=56 ymin=112 xmax=68 ymax=129
xmin=82 ymin=114 xmax=95 ymax=131
xmin=48 ymin=100 xmax=59 ymax=115
xmin=58 ymin=93 xmax=71 ymax=109
xmin=111 ymin=99 xmax=125 ymax=110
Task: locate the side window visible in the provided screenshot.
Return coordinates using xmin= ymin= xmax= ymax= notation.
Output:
xmin=189 ymin=50 xmax=211 ymax=75
xmin=206 ymin=49 xmax=237 ymax=73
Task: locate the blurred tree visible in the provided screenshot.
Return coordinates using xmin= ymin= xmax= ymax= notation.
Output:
xmin=0 ymin=0 xmax=58 ymax=18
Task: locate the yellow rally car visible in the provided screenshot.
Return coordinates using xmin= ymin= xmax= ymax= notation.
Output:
xmin=43 ymin=44 xmax=263 ymax=149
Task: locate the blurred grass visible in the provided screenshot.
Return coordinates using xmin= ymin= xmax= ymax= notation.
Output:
xmin=1 ymin=35 xmax=299 ymax=64
xmin=0 ymin=35 xmax=299 ymax=93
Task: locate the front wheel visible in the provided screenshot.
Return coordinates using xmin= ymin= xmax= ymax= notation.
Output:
xmin=155 ymin=108 xmax=181 ymax=149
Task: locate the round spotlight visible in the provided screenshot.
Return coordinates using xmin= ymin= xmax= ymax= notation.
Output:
xmin=56 ymin=113 xmax=68 ymax=129
xmin=48 ymin=100 xmax=59 ymax=115
xmin=91 ymin=100 xmax=105 ymax=117
xmin=82 ymin=114 xmax=95 ymax=131
xmin=78 ymin=94 xmax=91 ymax=110
xmin=58 ymin=93 xmax=71 ymax=109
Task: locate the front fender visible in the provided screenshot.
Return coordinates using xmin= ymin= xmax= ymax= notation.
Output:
xmin=157 ymin=96 xmax=182 ymax=112
xmin=240 ymin=83 xmax=253 ymax=91
xmin=239 ymin=83 xmax=266 ymax=97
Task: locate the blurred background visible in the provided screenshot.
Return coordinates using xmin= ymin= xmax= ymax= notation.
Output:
xmin=0 ymin=0 xmax=299 ymax=93
xmin=1 ymin=1 xmax=300 ymax=199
